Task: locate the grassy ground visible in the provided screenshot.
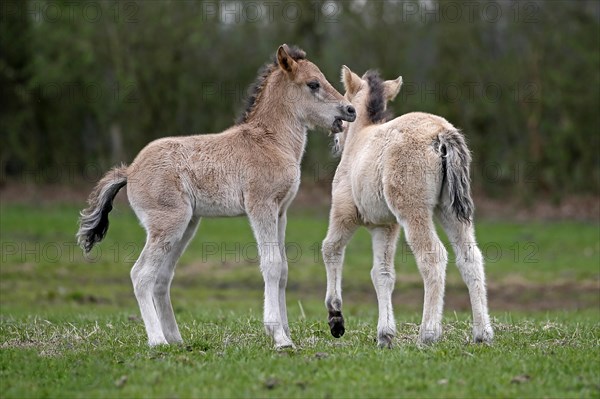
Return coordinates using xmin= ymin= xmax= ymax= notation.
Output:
xmin=1 ymin=202 xmax=599 ymax=398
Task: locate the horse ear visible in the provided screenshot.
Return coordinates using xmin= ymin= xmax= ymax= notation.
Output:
xmin=341 ymin=65 xmax=361 ymax=95
xmin=384 ymin=76 xmax=403 ymax=101
xmin=277 ymin=44 xmax=298 ymax=76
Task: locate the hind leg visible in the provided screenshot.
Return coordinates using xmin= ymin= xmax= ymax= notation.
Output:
xmin=438 ymin=208 xmax=493 ymax=343
xmin=401 ymin=211 xmax=448 ymax=344
xmin=368 ymin=224 xmax=400 ymax=348
xmin=131 ymin=240 xmax=168 ymax=346
xmin=153 ymin=215 xmax=201 ymax=344
xmin=130 ymin=206 xmax=192 ymax=346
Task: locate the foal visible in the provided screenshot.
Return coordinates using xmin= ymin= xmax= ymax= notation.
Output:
xmin=77 ymin=45 xmax=356 ymax=349
xmin=323 ymin=66 xmax=493 ymax=347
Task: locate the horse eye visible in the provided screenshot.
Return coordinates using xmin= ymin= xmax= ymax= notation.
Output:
xmin=307 ymin=81 xmax=320 ymax=91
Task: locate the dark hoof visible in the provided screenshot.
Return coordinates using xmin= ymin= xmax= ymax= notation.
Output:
xmin=328 ymin=315 xmax=345 ymax=338
xmin=473 ymin=326 xmax=494 ymax=344
xmin=377 ymin=332 xmax=394 ymax=349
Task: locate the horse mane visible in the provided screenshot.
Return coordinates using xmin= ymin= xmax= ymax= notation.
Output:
xmin=364 ymin=70 xmax=392 ymax=124
xmin=236 ymin=46 xmax=307 ymax=124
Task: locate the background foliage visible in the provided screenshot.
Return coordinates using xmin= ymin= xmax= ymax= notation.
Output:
xmin=1 ymin=0 xmax=599 ymax=199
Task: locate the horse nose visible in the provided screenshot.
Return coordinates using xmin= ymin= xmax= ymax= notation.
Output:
xmin=344 ymin=105 xmax=356 ymax=121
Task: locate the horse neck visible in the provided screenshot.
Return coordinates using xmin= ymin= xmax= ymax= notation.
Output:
xmin=245 ymin=76 xmax=308 ymax=162
xmin=344 ymin=110 xmax=373 ymax=148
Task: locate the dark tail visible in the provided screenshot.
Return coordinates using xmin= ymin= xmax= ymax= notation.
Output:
xmin=77 ymin=164 xmax=128 ymax=253
xmin=438 ymin=130 xmax=474 ymax=224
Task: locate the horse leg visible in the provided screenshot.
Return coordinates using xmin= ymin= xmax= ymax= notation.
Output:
xmin=368 ymin=224 xmax=400 ymax=348
xmin=277 ymin=211 xmax=291 ymax=338
xmin=248 ymin=204 xmax=293 ymax=349
xmin=322 ymin=210 xmax=358 ymax=338
xmin=130 ymin=204 xmax=192 ymax=346
xmin=153 ymin=215 xmax=201 ymax=344
xmin=130 ymin=240 xmax=169 ymax=346
xmin=401 ymin=212 xmax=448 ymax=344
xmin=437 ymin=208 xmax=493 ymax=343
xmin=130 ymin=240 xmax=166 ymax=345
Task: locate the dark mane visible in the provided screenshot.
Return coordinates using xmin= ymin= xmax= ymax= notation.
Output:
xmin=236 ymin=46 xmax=307 ymax=124
xmin=364 ymin=70 xmax=392 ymax=124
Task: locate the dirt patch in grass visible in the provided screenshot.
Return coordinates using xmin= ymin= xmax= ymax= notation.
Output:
xmin=173 ymin=265 xmax=600 ymax=312
xmin=325 ymin=277 xmax=600 ymax=312
xmin=427 ymin=278 xmax=599 ymax=312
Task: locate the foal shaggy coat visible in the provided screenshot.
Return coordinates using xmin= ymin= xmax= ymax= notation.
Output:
xmin=323 ymin=66 xmax=493 ymax=347
xmin=77 ymin=45 xmax=356 ymax=349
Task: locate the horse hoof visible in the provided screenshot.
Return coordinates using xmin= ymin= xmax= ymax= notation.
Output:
xmin=377 ymin=332 xmax=394 ymax=349
xmin=329 ymin=316 xmax=345 ymax=338
xmin=275 ymin=341 xmax=295 ymax=351
xmin=418 ymin=332 xmax=442 ymax=345
xmin=473 ymin=325 xmax=494 ymax=344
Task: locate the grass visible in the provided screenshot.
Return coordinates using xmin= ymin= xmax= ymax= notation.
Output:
xmin=1 ymin=311 xmax=599 ymax=398
xmin=1 ymin=202 xmax=599 ymax=398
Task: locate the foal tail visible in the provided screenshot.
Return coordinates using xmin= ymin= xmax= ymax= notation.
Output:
xmin=77 ymin=164 xmax=128 ymax=253
xmin=438 ymin=129 xmax=474 ymax=224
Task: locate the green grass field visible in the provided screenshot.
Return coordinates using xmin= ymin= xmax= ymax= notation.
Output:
xmin=1 ymin=202 xmax=599 ymax=398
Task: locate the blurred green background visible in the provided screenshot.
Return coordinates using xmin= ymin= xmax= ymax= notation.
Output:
xmin=1 ymin=0 xmax=599 ymax=201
